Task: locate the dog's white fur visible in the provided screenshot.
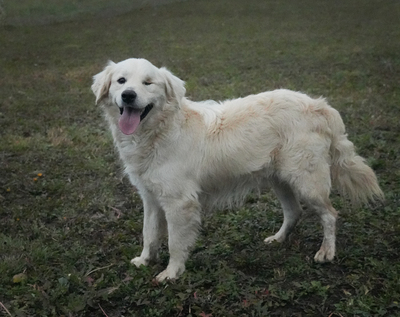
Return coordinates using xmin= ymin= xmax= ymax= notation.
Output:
xmin=92 ymin=58 xmax=383 ymax=281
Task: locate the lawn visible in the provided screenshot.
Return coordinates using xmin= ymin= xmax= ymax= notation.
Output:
xmin=1 ymin=0 xmax=400 ymax=316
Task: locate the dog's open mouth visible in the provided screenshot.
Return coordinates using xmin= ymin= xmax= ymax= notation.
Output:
xmin=118 ymin=104 xmax=154 ymax=135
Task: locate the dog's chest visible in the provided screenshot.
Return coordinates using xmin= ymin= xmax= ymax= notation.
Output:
xmin=116 ymin=136 xmax=175 ymax=188
xmin=117 ymin=139 xmax=154 ymax=171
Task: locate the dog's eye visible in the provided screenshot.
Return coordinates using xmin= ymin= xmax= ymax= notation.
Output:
xmin=117 ymin=77 xmax=126 ymax=84
xmin=144 ymin=81 xmax=152 ymax=86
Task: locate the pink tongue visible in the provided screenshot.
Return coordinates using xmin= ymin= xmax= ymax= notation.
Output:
xmin=118 ymin=107 xmax=141 ymax=135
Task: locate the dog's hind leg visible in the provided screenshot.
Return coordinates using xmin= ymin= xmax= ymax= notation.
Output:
xmin=305 ymin=198 xmax=338 ymax=263
xmin=156 ymin=198 xmax=202 ymax=282
xmin=285 ymin=146 xmax=338 ymax=262
xmin=264 ymin=179 xmax=303 ymax=244
xmin=131 ymin=192 xmax=167 ymax=267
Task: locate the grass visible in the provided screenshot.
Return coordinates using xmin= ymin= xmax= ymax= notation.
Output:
xmin=2 ymin=0 xmax=182 ymax=25
xmin=1 ymin=0 xmax=400 ymax=315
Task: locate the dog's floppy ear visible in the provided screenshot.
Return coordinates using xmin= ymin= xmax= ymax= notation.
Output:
xmin=91 ymin=61 xmax=116 ymax=104
xmin=159 ymin=67 xmax=186 ymax=104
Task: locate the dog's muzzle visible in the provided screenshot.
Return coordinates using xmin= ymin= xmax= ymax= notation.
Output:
xmin=119 ymin=104 xmax=154 ymax=121
xmin=119 ymin=89 xmax=153 ymax=121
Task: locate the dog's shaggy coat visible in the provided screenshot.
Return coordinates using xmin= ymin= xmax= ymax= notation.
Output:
xmin=92 ymin=58 xmax=383 ymax=281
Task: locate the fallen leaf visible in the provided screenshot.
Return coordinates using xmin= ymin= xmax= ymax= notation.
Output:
xmin=13 ymin=273 xmax=27 ymax=283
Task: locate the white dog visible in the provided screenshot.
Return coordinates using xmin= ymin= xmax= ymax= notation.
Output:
xmin=91 ymin=58 xmax=383 ymax=281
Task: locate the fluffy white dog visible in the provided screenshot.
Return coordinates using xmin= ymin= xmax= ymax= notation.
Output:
xmin=92 ymin=58 xmax=383 ymax=281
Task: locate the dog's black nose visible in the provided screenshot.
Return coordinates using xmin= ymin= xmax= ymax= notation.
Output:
xmin=121 ymin=90 xmax=137 ymax=104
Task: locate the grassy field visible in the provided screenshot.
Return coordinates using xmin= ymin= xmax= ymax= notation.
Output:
xmin=1 ymin=0 xmax=183 ymax=25
xmin=1 ymin=0 xmax=400 ymax=316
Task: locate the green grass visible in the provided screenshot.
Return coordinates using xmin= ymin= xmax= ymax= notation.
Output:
xmin=1 ymin=0 xmax=400 ymax=316
xmin=2 ymin=0 xmax=181 ymax=25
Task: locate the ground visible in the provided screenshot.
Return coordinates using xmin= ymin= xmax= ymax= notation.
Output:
xmin=0 ymin=0 xmax=399 ymax=316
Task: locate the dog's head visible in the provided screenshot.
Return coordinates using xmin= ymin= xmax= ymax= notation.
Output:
xmin=91 ymin=58 xmax=186 ymax=135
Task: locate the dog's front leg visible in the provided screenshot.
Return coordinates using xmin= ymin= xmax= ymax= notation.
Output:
xmin=156 ymin=198 xmax=202 ymax=282
xmin=131 ymin=191 xmax=166 ymax=267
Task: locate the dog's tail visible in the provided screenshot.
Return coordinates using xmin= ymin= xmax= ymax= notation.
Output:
xmin=327 ymin=108 xmax=384 ymax=204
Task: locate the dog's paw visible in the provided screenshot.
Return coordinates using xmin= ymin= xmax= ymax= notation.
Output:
xmin=155 ymin=263 xmax=185 ymax=282
xmin=264 ymin=234 xmax=284 ymax=244
xmin=155 ymin=270 xmax=175 ymax=282
xmin=314 ymin=248 xmax=335 ymax=263
xmin=130 ymin=256 xmax=148 ymax=267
